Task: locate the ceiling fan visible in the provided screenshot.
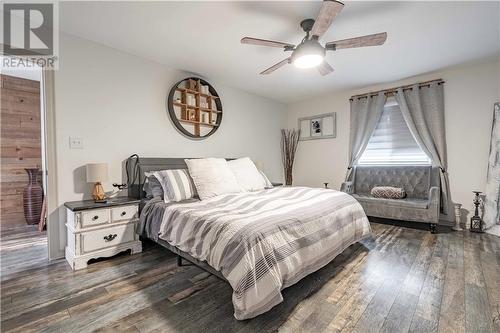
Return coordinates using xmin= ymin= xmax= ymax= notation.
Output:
xmin=241 ymin=0 xmax=387 ymax=76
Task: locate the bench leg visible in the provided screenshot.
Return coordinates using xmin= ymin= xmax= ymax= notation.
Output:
xmin=430 ymin=223 xmax=437 ymax=234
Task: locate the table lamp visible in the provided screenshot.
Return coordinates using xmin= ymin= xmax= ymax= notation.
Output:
xmin=86 ymin=163 xmax=108 ymax=203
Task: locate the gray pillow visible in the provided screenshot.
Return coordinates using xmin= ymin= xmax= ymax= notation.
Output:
xmin=143 ymin=175 xmax=164 ymax=199
xmin=149 ymin=175 xmax=164 ymax=198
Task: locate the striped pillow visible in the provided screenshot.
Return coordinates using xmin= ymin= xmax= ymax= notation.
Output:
xmin=153 ymin=169 xmax=197 ymax=202
xmin=371 ymin=186 xmax=406 ymax=199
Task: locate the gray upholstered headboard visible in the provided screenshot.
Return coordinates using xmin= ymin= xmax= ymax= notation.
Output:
xmin=125 ymin=156 xmax=233 ymax=199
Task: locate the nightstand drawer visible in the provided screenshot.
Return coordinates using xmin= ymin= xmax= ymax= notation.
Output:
xmin=111 ymin=205 xmax=138 ymax=222
xmin=82 ymin=224 xmax=135 ymax=253
xmin=81 ymin=209 xmax=110 ymax=227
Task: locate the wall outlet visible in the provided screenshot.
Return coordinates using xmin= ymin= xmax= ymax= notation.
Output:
xmin=69 ymin=137 xmax=83 ymax=149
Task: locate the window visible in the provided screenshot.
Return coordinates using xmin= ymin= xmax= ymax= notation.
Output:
xmin=357 ymin=98 xmax=431 ymax=165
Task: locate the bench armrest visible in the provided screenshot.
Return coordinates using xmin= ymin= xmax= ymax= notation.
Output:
xmin=428 ymin=186 xmax=440 ymax=205
xmin=428 ymin=186 xmax=440 ymax=221
xmin=341 ymin=181 xmax=354 ymax=194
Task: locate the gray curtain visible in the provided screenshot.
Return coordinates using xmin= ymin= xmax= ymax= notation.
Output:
xmin=347 ymin=92 xmax=387 ymax=179
xmin=483 ymin=103 xmax=500 ymax=229
xmin=395 ymin=83 xmax=453 ymax=218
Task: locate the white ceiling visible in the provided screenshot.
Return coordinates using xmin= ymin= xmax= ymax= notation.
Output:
xmin=59 ymin=1 xmax=500 ymax=103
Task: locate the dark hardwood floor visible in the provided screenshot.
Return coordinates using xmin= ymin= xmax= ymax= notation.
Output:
xmin=1 ymin=222 xmax=499 ymax=333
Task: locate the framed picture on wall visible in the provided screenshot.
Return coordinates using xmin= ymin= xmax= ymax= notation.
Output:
xmin=311 ymin=118 xmax=322 ymax=137
xmin=298 ymin=113 xmax=336 ymax=140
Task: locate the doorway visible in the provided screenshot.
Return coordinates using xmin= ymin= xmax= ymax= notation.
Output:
xmin=0 ymin=60 xmax=48 ymax=276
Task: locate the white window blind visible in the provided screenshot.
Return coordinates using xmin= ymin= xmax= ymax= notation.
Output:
xmin=357 ymin=99 xmax=431 ymax=165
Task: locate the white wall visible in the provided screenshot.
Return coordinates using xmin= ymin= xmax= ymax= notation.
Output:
xmin=50 ymin=34 xmax=287 ymax=258
xmin=287 ymin=59 xmax=500 ymax=219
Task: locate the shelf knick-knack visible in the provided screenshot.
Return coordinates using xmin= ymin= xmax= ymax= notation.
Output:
xmin=189 ymin=110 xmax=196 ymax=121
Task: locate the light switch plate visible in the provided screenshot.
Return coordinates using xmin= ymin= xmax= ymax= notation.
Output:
xmin=69 ymin=137 xmax=83 ymax=149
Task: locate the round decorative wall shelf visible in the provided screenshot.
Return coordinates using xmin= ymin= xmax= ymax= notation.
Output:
xmin=167 ymin=77 xmax=223 ymax=139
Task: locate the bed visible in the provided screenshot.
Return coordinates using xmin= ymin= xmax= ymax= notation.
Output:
xmin=129 ymin=157 xmax=372 ymax=320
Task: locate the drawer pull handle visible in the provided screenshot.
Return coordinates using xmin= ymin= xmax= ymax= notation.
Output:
xmin=120 ymin=211 xmax=126 ymax=216
xmin=92 ymin=215 xmax=99 ymax=221
xmin=103 ymin=234 xmax=117 ymax=242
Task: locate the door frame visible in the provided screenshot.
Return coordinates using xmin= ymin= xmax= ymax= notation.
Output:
xmin=41 ymin=69 xmax=62 ymax=260
xmin=1 ymin=48 xmax=62 ymax=259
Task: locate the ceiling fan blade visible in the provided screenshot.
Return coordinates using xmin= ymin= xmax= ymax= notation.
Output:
xmin=241 ymin=37 xmax=294 ymax=49
xmin=317 ymin=61 xmax=334 ymax=76
xmin=311 ymin=0 xmax=345 ymax=38
xmin=260 ymin=58 xmax=291 ymax=75
xmin=326 ymin=32 xmax=387 ymax=50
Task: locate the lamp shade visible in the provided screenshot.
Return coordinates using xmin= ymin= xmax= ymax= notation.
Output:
xmin=86 ymin=163 xmax=108 ymax=183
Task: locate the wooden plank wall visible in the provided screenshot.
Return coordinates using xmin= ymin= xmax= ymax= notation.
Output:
xmin=0 ymin=74 xmax=42 ymax=229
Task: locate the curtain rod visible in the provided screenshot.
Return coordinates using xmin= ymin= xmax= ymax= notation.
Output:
xmin=349 ymin=79 xmax=445 ymax=101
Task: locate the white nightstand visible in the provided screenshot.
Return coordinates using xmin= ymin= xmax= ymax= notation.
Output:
xmin=64 ymin=197 xmax=142 ymax=270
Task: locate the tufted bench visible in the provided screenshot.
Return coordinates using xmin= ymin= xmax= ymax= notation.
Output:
xmin=341 ymin=165 xmax=440 ymax=232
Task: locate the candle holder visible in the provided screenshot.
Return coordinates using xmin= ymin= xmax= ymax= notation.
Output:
xmin=470 ymin=191 xmax=484 ymax=233
xmin=453 ymin=203 xmax=463 ymax=231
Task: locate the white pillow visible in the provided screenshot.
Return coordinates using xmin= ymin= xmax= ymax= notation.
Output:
xmin=228 ymin=157 xmax=266 ymax=191
xmin=185 ymin=158 xmax=242 ymax=200
xmin=259 ymin=170 xmax=274 ymax=189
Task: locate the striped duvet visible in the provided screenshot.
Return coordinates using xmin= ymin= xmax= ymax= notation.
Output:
xmin=157 ymin=186 xmax=371 ymax=320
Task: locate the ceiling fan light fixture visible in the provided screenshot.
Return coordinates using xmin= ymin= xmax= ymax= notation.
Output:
xmin=241 ymin=1 xmax=387 ymax=76
xmin=293 ymin=54 xmax=324 ymax=69
xmin=291 ymin=39 xmax=325 ymax=69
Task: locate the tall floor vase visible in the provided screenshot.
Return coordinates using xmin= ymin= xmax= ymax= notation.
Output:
xmin=281 ymin=129 xmax=300 ymax=186
xmin=23 ymin=168 xmax=44 ymax=225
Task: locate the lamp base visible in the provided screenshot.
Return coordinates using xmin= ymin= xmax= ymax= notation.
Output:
xmin=94 ymin=199 xmax=108 ymax=204
xmin=92 ymin=182 xmax=106 ymax=202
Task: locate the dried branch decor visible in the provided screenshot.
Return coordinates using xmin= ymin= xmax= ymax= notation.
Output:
xmin=281 ymin=129 xmax=301 ymax=186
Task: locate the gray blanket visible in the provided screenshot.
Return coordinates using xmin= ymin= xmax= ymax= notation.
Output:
xmin=142 ymin=187 xmax=371 ymax=320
